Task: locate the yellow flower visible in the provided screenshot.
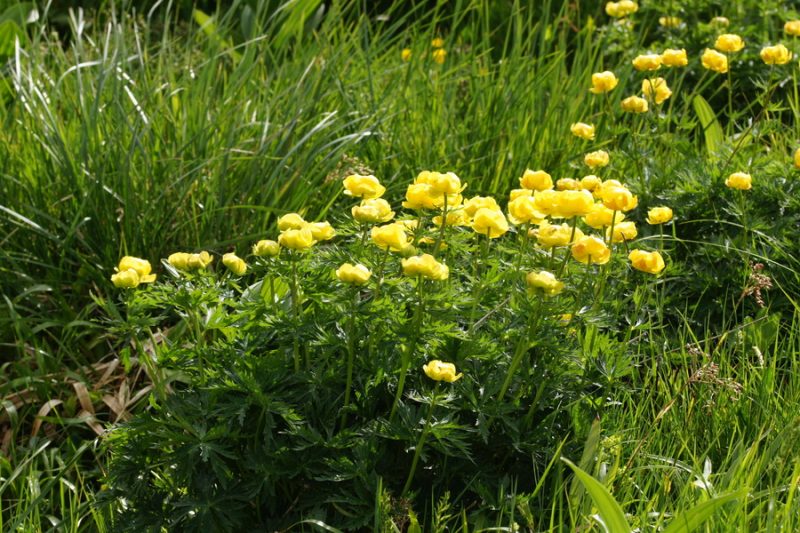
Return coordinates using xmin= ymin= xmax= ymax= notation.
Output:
xmin=401 ymin=254 xmax=449 ymax=280
xmin=794 ymin=147 xmax=800 ymax=169
xmin=168 ymin=251 xmax=214 ymax=271
xmin=117 ymin=256 xmax=156 ymax=283
xmin=222 ymin=253 xmax=247 ymax=276
xmin=520 ymin=169 xmax=554 ymax=191
xmin=535 ymin=222 xmax=584 ymax=248
xmin=352 ymin=198 xmax=395 ymax=224
xmin=714 ymin=34 xmax=745 ymax=53
xmin=424 ymin=171 xmax=464 ymax=195
xmin=606 ymin=220 xmax=638 ymax=243
xmin=570 ymin=122 xmax=596 ymax=140
xmin=111 ymin=269 xmax=141 ymax=288
xmin=725 ymin=172 xmax=752 ymax=190
xmin=629 ymin=249 xmax=665 ymax=274
xmin=659 ymin=16 xmax=682 ymax=28
xmin=343 ymin=174 xmax=385 ymax=199
xmin=556 ymin=178 xmax=580 ymax=191
xmin=760 ymin=44 xmax=793 ymax=65
xmin=554 ymin=190 xmax=595 ymax=218
xmin=433 ymin=209 xmax=471 ymax=227
xmin=632 ymin=53 xmax=663 ymax=71
xmin=335 ymin=263 xmax=372 ymax=285
xmin=431 ymin=37 xmax=445 ymax=48
xmin=463 ymin=196 xmax=500 ymax=217
xmin=508 ymin=189 xmax=532 ymax=201
xmin=508 ymin=196 xmax=545 ymax=225
xmin=661 ymin=48 xmax=688 ymax=67
xmin=401 ymin=48 xmax=412 ymax=61
xmin=602 ymin=185 xmax=638 ymax=212
xmin=590 ymin=71 xmax=619 ymax=94
xmin=605 ymin=1 xmax=638 ymax=18
xmin=371 ymin=223 xmax=411 ymax=252
xmin=309 ymin=222 xmax=336 ymax=241
xmin=580 ymin=175 xmax=603 ymax=192
xmin=277 ymin=213 xmax=307 ymax=231
xmin=422 ymin=360 xmax=462 ymax=382
xmin=785 ymin=21 xmax=800 ymax=36
xmin=621 ymin=95 xmax=649 ymax=113
xmin=432 ymin=48 xmax=447 ymax=64
xmin=471 ymin=207 xmax=509 ymax=238
xmin=711 ymin=16 xmax=730 ymax=27
xmin=571 ymin=235 xmax=611 ymax=265
xmin=584 ymin=150 xmax=610 ymax=169
xmin=583 ymin=203 xmax=625 ymax=229
xmin=253 ymin=240 xmax=280 ymax=257
xmin=701 ymin=48 xmax=728 ymax=73
xmin=642 ymin=78 xmax=672 ymax=104
xmin=402 ymin=183 xmax=443 ymax=210
xmin=279 ymin=227 xmax=316 ymax=250
xmin=646 ymin=206 xmax=674 ymax=225
xmin=526 ymin=270 xmax=565 ymax=295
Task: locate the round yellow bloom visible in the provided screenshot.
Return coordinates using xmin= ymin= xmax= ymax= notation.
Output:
xmin=570 ymin=122 xmax=596 ymax=140
xmin=526 ymin=270 xmax=565 ymax=296
xmin=111 ymin=269 xmax=141 ymax=288
xmin=402 ymin=183 xmax=443 ymax=210
xmin=431 ymin=37 xmax=445 ymax=48
xmin=714 ymin=34 xmax=745 ymax=53
xmin=785 ymin=21 xmax=800 ymax=36
xmin=432 ymin=48 xmax=447 ymax=64
xmin=168 ymin=251 xmax=214 ymax=271
xmin=590 ymin=71 xmax=619 ymax=94
xmin=583 ymin=203 xmax=625 ymax=229
xmin=309 ymin=222 xmax=336 ymax=241
xmin=401 ymin=254 xmax=449 ymax=280
xmin=701 ymin=48 xmax=728 ymax=73
xmin=646 ymin=206 xmax=673 ymax=225
xmin=632 ymin=53 xmax=663 ymax=71
xmin=760 ymin=44 xmax=793 ymax=65
xmin=659 ymin=16 xmax=682 ymax=28
xmin=401 ymin=48 xmax=412 ymax=61
xmin=605 ymin=1 xmax=638 ymax=18
xmin=602 ymin=185 xmax=638 ymax=212
xmin=371 ymin=223 xmax=411 ymax=252
xmin=533 ymin=189 xmax=560 ymax=216
xmin=278 ymin=227 xmax=315 ymax=250
xmin=580 ymin=175 xmax=603 ymax=192
xmin=422 ymin=360 xmax=462 ymax=382
xmin=222 ymin=253 xmax=247 ymax=276
xmin=433 ymin=209 xmax=471 ymax=227
xmin=571 ymin=235 xmax=611 ymax=265
xmin=661 ymin=48 xmax=688 ymax=67
xmin=342 ymin=174 xmax=385 ymax=199
xmin=725 ymin=172 xmax=752 ymax=190
xmin=629 ymin=249 xmax=665 ymax=274
xmin=508 ymin=196 xmax=545 ymax=225
xmin=794 ymin=147 xmax=800 ymax=169
xmin=335 ymin=263 xmax=372 ymax=285
xmin=463 ymin=196 xmax=500 ymax=217
xmin=424 ymin=171 xmax=464 ymax=195
xmin=642 ymin=78 xmax=672 ymax=104
xmin=277 ymin=213 xmax=307 ymax=231
xmin=584 ymin=150 xmax=610 ymax=169
xmin=352 ymin=198 xmax=395 ymax=224
xmin=556 ymin=178 xmax=580 ymax=191
xmin=554 ymin=190 xmax=595 ymax=218
xmin=535 ymin=222 xmax=584 ymax=248
xmin=508 ymin=189 xmax=532 ymax=201
xmin=606 ymin=220 xmax=638 ymax=243
xmin=472 ymin=207 xmax=509 ymax=238
xmin=520 ymin=169 xmax=553 ymax=191
xmin=118 ymin=256 xmax=156 ymax=282
xmin=253 ymin=240 xmax=280 ymax=257
xmin=621 ymin=95 xmax=649 ymax=113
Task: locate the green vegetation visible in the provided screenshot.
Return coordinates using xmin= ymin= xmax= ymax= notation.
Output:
xmin=2 ymin=0 xmax=800 ymax=530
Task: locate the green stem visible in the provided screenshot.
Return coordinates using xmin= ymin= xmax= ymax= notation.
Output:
xmin=290 ymin=256 xmax=301 ymax=372
xmin=432 ymin=194 xmax=448 ymax=257
xmin=389 ymin=277 xmax=425 ymax=421
xmin=401 ymin=386 xmax=438 ymax=496
xmin=341 ymin=289 xmax=359 ymax=428
xmin=497 ymin=306 xmax=539 ymax=403
xmin=469 ymin=233 xmax=492 ymax=324
xmin=556 ymin=217 xmax=578 ymax=278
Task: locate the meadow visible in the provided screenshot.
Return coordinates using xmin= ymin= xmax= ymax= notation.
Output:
xmin=2 ymin=0 xmax=800 ymax=531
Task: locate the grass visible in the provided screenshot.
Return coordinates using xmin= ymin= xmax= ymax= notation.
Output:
xmin=2 ymin=0 xmax=800 ymax=530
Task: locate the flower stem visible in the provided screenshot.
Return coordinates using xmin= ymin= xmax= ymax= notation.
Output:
xmin=290 ymin=256 xmax=301 ymax=372
xmin=432 ymin=194 xmax=448 ymax=257
xmin=401 ymin=386 xmax=438 ymax=496
xmin=497 ymin=309 xmax=539 ymax=403
xmin=390 ymin=277 xmax=425 ymax=421
xmin=341 ymin=289 xmax=359 ymax=428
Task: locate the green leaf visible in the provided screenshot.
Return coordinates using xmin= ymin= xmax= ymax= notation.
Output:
xmin=692 ymin=95 xmax=723 ymax=155
xmin=192 ymin=8 xmax=242 ymax=62
xmin=561 ymin=457 xmax=632 ymax=533
xmin=661 ymin=490 xmax=746 ymax=533
xmin=0 ymin=19 xmax=21 ymax=58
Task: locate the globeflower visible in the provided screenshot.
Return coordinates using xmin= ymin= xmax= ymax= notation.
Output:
xmin=535 ymin=222 xmax=584 ymax=248
xmin=277 ymin=213 xmax=307 ymax=231
xmin=621 ymin=95 xmax=649 ymax=113
xmin=168 ymin=251 xmax=214 ymax=271
xmin=507 ymin=196 xmax=545 ymax=225
xmin=659 ymin=16 xmax=682 ymax=28
xmin=584 ymin=150 xmax=610 ymax=169
xmin=661 ymin=48 xmax=688 ymax=67
xmin=425 ymin=171 xmax=464 ymax=195
xmin=570 ymin=122 xmax=595 ymax=140
xmin=117 ymin=256 xmax=156 ymax=282
xmin=629 ymin=249 xmax=666 ymax=274
xmin=556 ymin=178 xmax=580 ymax=191
xmin=714 ymin=34 xmax=745 ymax=53
xmin=711 ymin=16 xmax=730 ymax=27
xmin=401 ymin=254 xmax=449 ymax=280
xmin=252 ymin=240 xmax=280 ymax=257
xmin=432 ymin=48 xmax=447 ymax=64
xmin=701 ymin=49 xmax=728 ymax=73
xmin=760 ymin=44 xmax=793 ymax=65
xmin=553 ymin=190 xmax=594 ymax=218
xmin=352 ymin=198 xmax=395 ymax=223
xmin=571 ymin=235 xmax=611 ymax=265
xmin=642 ymin=78 xmax=672 ymax=104
xmin=463 ymin=196 xmax=500 ymax=217
xmin=401 ymin=48 xmax=412 ymax=61
xmin=580 ymin=175 xmax=603 ymax=192
xmin=371 ymin=223 xmax=411 ymax=252
xmin=308 ymin=221 xmax=336 ymax=241
xmin=520 ymin=169 xmax=553 ymax=191
xmin=632 ymin=53 xmax=662 ymax=71
xmin=508 ymin=189 xmax=532 ymax=201
xmin=526 ymin=270 xmax=565 ymax=296
xmin=646 ymin=206 xmax=673 ymax=225
xmin=335 ymin=263 xmax=372 ymax=285
xmin=431 ymin=37 xmax=445 ymax=48
xmin=785 ymin=21 xmax=800 ymax=36
xmin=342 ymin=174 xmax=385 ymax=199
xmin=606 ymin=221 xmax=638 ymax=243
xmin=402 ymin=183 xmax=444 ymax=210
xmin=422 ymin=360 xmax=462 ymax=382
xmin=111 ymin=269 xmax=141 ymax=289
xmin=471 ymin=207 xmax=509 ymax=238
xmin=590 ymin=71 xmax=619 ymax=94
xmin=278 ymin=227 xmax=315 ymax=250
xmin=602 ymin=185 xmax=638 ymax=212
xmin=794 ymin=147 xmax=800 ymax=169
xmin=605 ymin=1 xmax=638 ymax=18
xmin=725 ymin=172 xmax=752 ymax=190
xmin=222 ymin=253 xmax=247 ymax=276
xmin=583 ymin=203 xmax=625 ymax=229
